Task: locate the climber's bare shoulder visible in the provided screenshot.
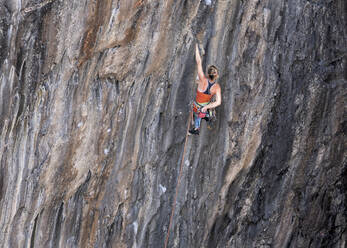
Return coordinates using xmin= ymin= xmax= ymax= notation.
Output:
xmin=197 ymin=77 xmax=208 ymax=92
xmin=211 ymin=83 xmax=221 ymax=95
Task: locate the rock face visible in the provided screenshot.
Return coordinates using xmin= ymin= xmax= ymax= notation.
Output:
xmin=0 ymin=0 xmax=346 ymax=247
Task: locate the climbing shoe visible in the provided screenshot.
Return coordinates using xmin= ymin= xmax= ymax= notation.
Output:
xmin=189 ymin=128 xmax=199 ymax=135
xmin=189 ymin=128 xmax=200 ymax=135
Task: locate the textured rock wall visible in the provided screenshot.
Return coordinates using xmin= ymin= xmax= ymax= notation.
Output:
xmin=0 ymin=0 xmax=346 ymax=247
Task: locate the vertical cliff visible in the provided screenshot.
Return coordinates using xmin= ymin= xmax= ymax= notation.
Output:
xmin=0 ymin=0 xmax=346 ymax=247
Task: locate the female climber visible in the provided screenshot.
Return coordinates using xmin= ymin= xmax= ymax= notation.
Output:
xmin=189 ymin=44 xmax=222 ymax=135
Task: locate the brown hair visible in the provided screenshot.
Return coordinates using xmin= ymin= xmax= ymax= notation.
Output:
xmin=207 ymin=65 xmax=218 ymax=81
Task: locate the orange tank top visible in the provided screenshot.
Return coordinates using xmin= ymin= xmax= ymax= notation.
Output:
xmin=196 ymin=80 xmax=215 ymax=104
xmin=196 ymin=90 xmax=212 ymax=104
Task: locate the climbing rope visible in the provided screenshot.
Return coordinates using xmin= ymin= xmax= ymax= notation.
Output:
xmin=164 ymin=111 xmax=192 ymax=248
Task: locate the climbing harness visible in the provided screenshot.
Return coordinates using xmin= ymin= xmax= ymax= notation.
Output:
xmin=192 ymin=101 xmax=205 ymax=114
xmin=164 ymin=111 xmax=192 ymax=248
xmin=192 ymin=100 xmax=217 ymax=122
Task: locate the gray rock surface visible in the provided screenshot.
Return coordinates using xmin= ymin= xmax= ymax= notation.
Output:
xmin=0 ymin=0 xmax=346 ymax=247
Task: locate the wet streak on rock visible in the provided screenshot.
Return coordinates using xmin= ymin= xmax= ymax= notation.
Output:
xmin=30 ymin=213 xmax=39 ymax=248
xmin=51 ymin=202 xmax=64 ymax=247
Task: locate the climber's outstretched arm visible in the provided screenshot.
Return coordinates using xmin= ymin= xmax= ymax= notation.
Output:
xmin=195 ymin=44 xmax=206 ymax=84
